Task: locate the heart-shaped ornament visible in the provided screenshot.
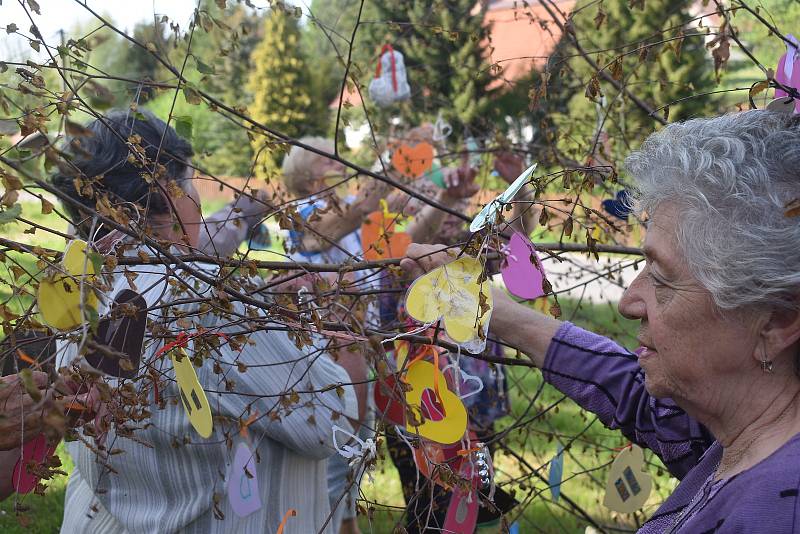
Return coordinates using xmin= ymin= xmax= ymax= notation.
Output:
xmin=470 ymin=163 xmax=537 ymax=233
xmin=442 ymin=364 xmax=484 ymax=400
xmin=501 ymin=232 xmax=546 ymax=300
xmin=405 ymin=255 xmax=492 ymax=353
xmin=12 ymin=434 xmax=58 ymax=493
xmin=38 ymin=240 xmax=98 ymax=331
xmin=404 ymin=359 xmax=467 ymax=444
xmin=602 ymin=190 xmax=633 ymax=221
xmin=444 ymin=486 xmax=479 ymax=534
xmin=85 ymin=289 xmax=146 ymax=379
xmin=228 ymin=440 xmax=263 ymax=517
xmin=373 ymin=373 xmax=407 ymax=425
xmin=775 ymin=36 xmax=800 ymax=112
xmin=170 ymin=347 xmax=213 ymax=438
xmin=391 ymin=142 xmax=435 ymax=179
xmin=549 ymin=445 xmax=564 ymax=502
xmin=602 ymin=444 xmax=653 ymax=513
xmin=361 ymin=210 xmax=412 ymax=261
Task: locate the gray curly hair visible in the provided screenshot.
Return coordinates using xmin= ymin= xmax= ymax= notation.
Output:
xmin=625 ymin=110 xmax=800 ymax=312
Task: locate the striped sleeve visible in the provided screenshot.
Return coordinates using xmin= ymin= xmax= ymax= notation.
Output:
xmin=541 ymin=322 xmax=714 ymax=480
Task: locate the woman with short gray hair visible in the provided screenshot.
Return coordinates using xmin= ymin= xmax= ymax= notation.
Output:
xmin=403 ymin=110 xmax=800 ymax=533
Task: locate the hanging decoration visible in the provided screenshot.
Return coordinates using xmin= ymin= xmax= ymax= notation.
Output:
xmin=602 ymin=444 xmax=653 ymax=513
xmin=85 ymin=289 xmax=147 ymax=379
xmin=228 ymin=439 xmax=263 ymax=517
xmin=549 ymin=444 xmax=565 ymax=502
xmin=361 ymin=200 xmax=412 ymax=261
xmin=470 ymin=163 xmax=538 ymax=233
xmin=404 ymin=255 xmax=492 ymax=354
xmin=391 ymin=142 xmax=435 ymax=179
xmin=38 ymin=240 xmax=98 ymax=331
xmin=501 ymin=232 xmax=546 ymax=300
xmin=169 ymin=347 xmax=213 ymax=438
xmin=368 ymin=44 xmax=411 ymax=107
xmin=773 ymin=35 xmax=800 ymax=113
xmin=602 ymin=190 xmax=633 ymax=221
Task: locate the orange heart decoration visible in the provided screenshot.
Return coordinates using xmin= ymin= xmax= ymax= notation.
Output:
xmin=361 ymin=210 xmax=412 ymax=261
xmin=391 ymin=142 xmax=434 ymax=179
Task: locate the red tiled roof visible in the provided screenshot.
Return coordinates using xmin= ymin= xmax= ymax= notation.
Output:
xmin=483 ymin=0 xmax=575 ymax=89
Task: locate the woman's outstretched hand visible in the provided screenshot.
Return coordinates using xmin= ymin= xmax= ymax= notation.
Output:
xmin=400 ymin=242 xmax=561 ymax=368
xmin=399 ymin=243 xmax=457 ymax=279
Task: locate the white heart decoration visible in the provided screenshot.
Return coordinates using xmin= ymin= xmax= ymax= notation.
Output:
xmin=470 ymin=163 xmax=538 ymax=233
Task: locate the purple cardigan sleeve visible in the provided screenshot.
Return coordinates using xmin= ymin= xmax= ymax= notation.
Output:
xmin=541 ymin=322 xmax=714 ymax=480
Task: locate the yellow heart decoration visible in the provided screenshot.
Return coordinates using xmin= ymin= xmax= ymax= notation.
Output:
xmin=405 ymin=256 xmax=492 ymax=351
xmin=404 ymin=359 xmax=467 ymax=444
xmin=38 ymin=240 xmax=98 ymax=331
xmin=170 ymin=348 xmax=213 ymax=438
xmin=602 ymin=445 xmax=652 ymax=513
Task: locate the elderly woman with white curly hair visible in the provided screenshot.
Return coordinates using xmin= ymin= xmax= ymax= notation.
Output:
xmin=403 ymin=110 xmax=800 ymax=533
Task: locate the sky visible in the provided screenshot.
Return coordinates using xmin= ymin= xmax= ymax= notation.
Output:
xmin=0 ymin=0 xmax=294 ymax=61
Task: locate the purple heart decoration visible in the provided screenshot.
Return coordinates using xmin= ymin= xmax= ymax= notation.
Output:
xmin=501 ymin=232 xmax=546 ymax=300
xmin=602 ymin=190 xmax=633 ymax=221
xmin=227 ymin=440 xmax=262 ymax=518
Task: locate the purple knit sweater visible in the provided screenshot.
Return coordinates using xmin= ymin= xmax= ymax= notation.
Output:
xmin=542 ymin=322 xmax=800 ymax=533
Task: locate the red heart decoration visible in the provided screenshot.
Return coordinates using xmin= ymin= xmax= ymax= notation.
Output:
xmin=420 ymin=388 xmax=445 ymax=421
xmin=373 ymin=374 xmax=406 ymax=425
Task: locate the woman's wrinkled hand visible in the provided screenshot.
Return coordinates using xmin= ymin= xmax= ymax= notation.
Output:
xmin=441 ymin=164 xmax=479 ymax=202
xmin=0 ymin=371 xmax=98 ymax=450
xmin=399 ymin=243 xmax=457 ymax=279
xmin=493 ymin=151 xmax=525 ymax=184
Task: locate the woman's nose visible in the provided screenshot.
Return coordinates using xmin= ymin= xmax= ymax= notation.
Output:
xmin=619 ymin=269 xmax=647 ymax=321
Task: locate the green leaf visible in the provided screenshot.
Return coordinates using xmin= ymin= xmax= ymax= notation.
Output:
xmin=26 ymin=0 xmax=41 ymax=15
xmin=173 ymin=115 xmax=193 ymax=140
xmin=88 ymin=252 xmax=104 ymax=275
xmin=195 ymin=58 xmax=215 ymax=75
xmin=182 ymin=83 xmax=202 ymax=105
xmin=6 ymin=23 xmax=18 ymax=34
xmin=0 ymin=204 xmax=22 ymax=226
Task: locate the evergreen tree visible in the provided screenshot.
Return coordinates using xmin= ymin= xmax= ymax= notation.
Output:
xmin=180 ymin=3 xmax=264 ymax=176
xmin=365 ymin=0 xmax=499 ymax=137
xmin=559 ymin=0 xmax=713 ymax=159
xmin=302 ymin=0 xmax=379 ymax=136
xmin=247 ymin=6 xmax=313 ymax=177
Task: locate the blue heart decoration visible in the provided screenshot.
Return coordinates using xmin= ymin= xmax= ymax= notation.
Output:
xmin=549 ymin=444 xmax=564 ymax=502
xmin=602 ymin=190 xmax=633 ymax=221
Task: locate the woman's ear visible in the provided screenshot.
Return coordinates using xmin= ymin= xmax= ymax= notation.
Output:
xmin=761 ymin=303 xmax=800 ymax=363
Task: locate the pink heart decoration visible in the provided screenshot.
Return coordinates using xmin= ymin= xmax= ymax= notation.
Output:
xmin=501 ymin=232 xmax=546 ymax=300
xmin=443 ymin=460 xmax=480 ymax=533
xmin=12 ymin=434 xmax=57 ymax=493
xmin=775 ymin=37 xmax=800 ymax=113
